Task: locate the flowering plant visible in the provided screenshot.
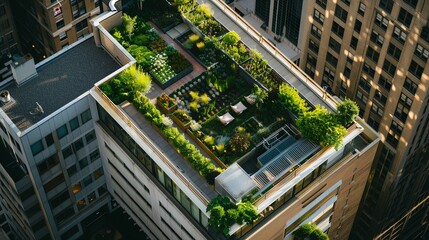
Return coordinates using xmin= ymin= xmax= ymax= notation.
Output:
xmin=157 ymin=93 xmax=176 ymax=108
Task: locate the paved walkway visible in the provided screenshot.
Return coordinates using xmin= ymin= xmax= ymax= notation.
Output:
xmin=121 ymin=101 xmax=218 ymax=200
xmin=146 ymin=23 xmax=206 ymax=102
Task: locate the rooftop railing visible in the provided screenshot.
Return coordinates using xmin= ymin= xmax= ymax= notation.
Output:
xmin=93 ymin=86 xmax=209 ymax=205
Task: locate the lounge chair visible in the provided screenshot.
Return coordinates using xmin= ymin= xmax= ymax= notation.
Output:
xmin=218 ymin=112 xmax=235 ymax=125
xmin=231 ymin=101 xmax=247 ymax=114
xmin=245 ymin=94 xmax=257 ymax=105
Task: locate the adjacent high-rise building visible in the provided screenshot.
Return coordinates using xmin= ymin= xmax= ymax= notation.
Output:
xmin=10 ymin=0 xmax=101 ymax=63
xmin=0 ymin=0 xmax=21 ymax=88
xmin=0 ymin=1 xmax=380 ymax=240
xmin=238 ymin=0 xmax=429 ymax=238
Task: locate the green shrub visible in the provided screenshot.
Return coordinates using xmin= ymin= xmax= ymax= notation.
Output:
xmin=336 ymin=99 xmax=359 ymax=126
xmin=122 ymin=14 xmax=137 ymax=40
xmin=293 ymin=223 xmax=316 ymax=240
xmin=278 ymin=83 xmax=309 ymax=116
xmin=237 ymin=202 xmax=258 ymax=224
xmin=222 ymin=31 xmax=240 ymax=46
xmin=196 ymin=3 xmax=213 ymax=18
xmin=228 ymin=133 xmax=250 ymax=154
xmin=131 ymin=34 xmax=152 ymax=46
xmin=309 ymin=229 xmax=329 ymax=240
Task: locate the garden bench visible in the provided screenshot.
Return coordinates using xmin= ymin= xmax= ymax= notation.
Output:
xmin=231 ymin=101 xmax=247 ymax=114
xmin=218 ymin=112 xmax=235 ymax=125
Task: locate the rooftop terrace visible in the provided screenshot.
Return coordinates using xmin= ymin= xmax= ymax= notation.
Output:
xmin=0 ymin=37 xmax=121 ymax=132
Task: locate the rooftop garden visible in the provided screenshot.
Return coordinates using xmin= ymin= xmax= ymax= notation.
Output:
xmin=103 ymin=0 xmax=360 ymax=236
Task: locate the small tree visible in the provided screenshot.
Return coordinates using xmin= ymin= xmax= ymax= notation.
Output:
xmin=228 ymin=133 xmax=250 ymax=154
xmin=293 ymin=223 xmax=316 ymax=240
xmin=237 ymin=202 xmax=258 ymax=224
xmin=208 ymin=205 xmax=225 ymax=229
xmin=336 ymin=99 xmax=359 ymax=126
xmin=122 ymin=14 xmax=137 ymax=40
xmin=252 ymin=84 xmax=268 ymax=109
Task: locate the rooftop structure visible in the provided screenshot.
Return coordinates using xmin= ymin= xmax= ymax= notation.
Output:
xmin=1 ymin=37 xmax=120 ymax=131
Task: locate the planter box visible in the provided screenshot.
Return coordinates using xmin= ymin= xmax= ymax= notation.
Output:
xmin=186 ymin=129 xmax=228 ymax=169
xmin=151 ymin=65 xmax=194 ymax=89
xmin=172 ymin=113 xmax=191 ymax=131
xmin=157 ymin=99 xmax=177 ymax=114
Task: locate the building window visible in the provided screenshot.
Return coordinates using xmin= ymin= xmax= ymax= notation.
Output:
xmin=346 ymin=52 xmax=354 ymax=64
xmin=335 ymin=5 xmax=348 ymax=23
xmin=394 ymin=93 xmax=413 ymax=122
xmin=83 ymin=175 xmax=93 ymax=187
xmin=75 ymin=19 xmax=88 ymax=32
xmin=62 ymin=146 xmax=73 ymax=159
xmin=81 ymin=109 xmax=92 ymax=124
xmin=72 ymin=182 xmax=82 ymax=194
xmin=403 ymin=77 xmax=418 ymax=94
xmin=398 ymin=8 xmax=413 ymax=27
xmin=56 ymin=19 xmax=65 ymax=30
xmin=54 ymin=206 xmax=75 ymax=226
xmin=79 ymin=157 xmax=89 ymax=169
xmin=49 ymin=190 xmax=70 ymax=209
xmin=421 ymin=26 xmax=429 ymax=44
xmin=87 ymin=191 xmax=96 ymax=204
xmin=73 ymin=138 xmax=84 ymax=152
xmin=85 ymin=130 xmax=96 ymax=144
xmin=387 ymin=43 xmax=402 ymax=60
xmin=305 ymin=54 xmax=317 ymax=78
xmin=56 ymin=124 xmax=68 ymax=139
xmin=378 ymin=75 xmax=392 ymax=92
xmin=93 ymin=167 xmax=104 ymax=180
xmin=408 ymin=60 xmax=424 ymax=79
xmin=379 ymin=0 xmax=394 ymax=14
xmin=383 ymin=60 xmax=397 ymax=77
xmin=393 ymin=26 xmax=407 ymax=43
xmin=356 ymin=90 xmax=368 ymax=104
xmin=363 ymin=63 xmax=375 ymax=78
xmin=67 ymin=165 xmax=77 ymax=177
xmin=31 ymin=140 xmax=44 ymax=156
xmin=370 ymin=30 xmax=384 ymax=47
xmin=89 ymin=149 xmax=100 ymax=162
xmin=358 ymin=2 xmax=366 ymax=16
xmin=323 ymin=66 xmax=335 ymax=87
xmin=332 ymin=21 xmax=344 ymax=38
xmin=387 ymin=121 xmax=402 ymax=148
xmin=344 ymin=66 xmax=351 ymax=78
xmin=69 ymin=117 xmax=79 ymax=131
xmin=375 ymin=12 xmax=389 ymax=30
xmin=313 ymin=9 xmax=325 ymax=25
xmin=354 ymin=19 xmax=362 ymax=33
xmin=350 ymin=36 xmax=358 ymax=50
xmin=37 ymin=154 xmax=60 ymax=175
xmin=366 ymin=47 xmax=380 ymax=63
xmin=71 ymin=0 xmax=86 ymax=19
xmin=359 ymin=77 xmax=371 ymax=93
xmin=59 ymin=32 xmax=67 ymax=41
xmin=316 ymin=0 xmax=327 ymax=9
xmin=326 ymin=52 xmax=338 ymax=68
xmin=374 ymin=90 xmax=387 ymax=105
xmin=311 ymin=24 xmax=322 ymax=39
xmin=403 ymin=0 xmax=418 ymax=8
xmin=309 ymin=39 xmax=319 ymax=54
xmin=367 ymin=116 xmax=380 ymax=131
xmin=329 ymin=37 xmax=341 ymax=53
xmin=371 ymin=103 xmax=384 ymax=117
xmin=415 ymin=44 xmax=429 ymax=62
xmin=45 ymin=133 xmax=54 ymax=147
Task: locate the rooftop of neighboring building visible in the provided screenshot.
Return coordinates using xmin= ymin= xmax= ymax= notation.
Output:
xmin=0 ymin=37 xmax=121 ymax=132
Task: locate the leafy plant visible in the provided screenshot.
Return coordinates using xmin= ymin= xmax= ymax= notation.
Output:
xmin=336 ymin=99 xmax=359 ymax=126
xmin=122 ymin=14 xmax=137 ymax=40
xmin=222 ymin=31 xmax=240 ymax=46
xmin=228 ymin=133 xmax=250 ymax=154
xmin=293 ymin=223 xmax=329 ymax=240
xmin=252 ymin=84 xmax=268 ymax=109
xmin=278 ymin=84 xmax=309 ymax=116
xmin=204 ymin=135 xmax=215 ymax=146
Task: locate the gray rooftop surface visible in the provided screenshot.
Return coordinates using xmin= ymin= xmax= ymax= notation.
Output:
xmin=1 ymin=38 xmax=121 ymax=131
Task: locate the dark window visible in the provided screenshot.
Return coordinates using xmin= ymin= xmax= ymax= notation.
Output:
xmin=366 ymin=47 xmax=380 ymax=63
xmin=421 ymin=26 xmax=429 ymax=44
xmin=62 ymin=146 xmax=73 ymax=159
xmin=38 ymin=154 xmax=60 ymax=175
xmin=379 ymin=0 xmax=394 ymax=13
xmin=323 ymin=66 xmax=335 ymax=87
xmin=403 ymin=77 xmax=418 ymax=94
xmin=54 ymin=206 xmax=75 ymax=225
xmin=56 ymin=19 xmax=65 ymax=30
xmin=316 ymin=0 xmax=327 ymax=9
xmin=306 ymin=53 xmax=317 ymax=78
xmin=81 ymin=109 xmax=92 ymax=124
xmin=71 ymin=0 xmax=86 ymax=19
xmin=387 ymin=121 xmax=402 ymax=148
xmin=350 ymin=36 xmax=358 ymax=50
xmin=358 ymin=2 xmax=366 ymax=16
xmin=83 ymin=175 xmax=93 ymax=187
xmin=378 ymin=75 xmax=392 ymax=92
xmin=383 ymin=60 xmax=397 ymax=77
xmin=415 ymin=44 xmax=429 ymax=62
xmin=398 ymin=8 xmax=413 ymax=27
xmin=393 ymin=26 xmax=407 ymax=43
xmin=313 ymin=9 xmax=325 ymax=25
xmin=403 ymin=0 xmax=418 ymax=8
xmin=31 ymin=140 xmax=44 ymax=156
xmin=371 ymin=30 xmax=384 ymax=47
xmin=354 ymin=19 xmax=362 ymax=33
xmin=387 ymin=43 xmax=402 ymax=60
xmin=408 ymin=60 xmax=424 ymax=78
xmin=341 ymin=0 xmax=350 ymax=6
xmin=326 ymin=52 xmax=338 ymax=68
xmin=363 ymin=63 xmax=376 ymax=78
xmin=309 ymin=39 xmax=319 ymax=54
xmin=344 ymin=66 xmax=351 ymax=78
xmin=56 ymin=124 xmax=68 ymax=139
xmin=329 ymin=37 xmax=341 ymax=53
xmin=61 ymin=225 xmax=79 ymax=240
xmin=85 ymin=130 xmax=96 ymax=144
xmin=374 ymin=90 xmax=387 ymax=105
xmin=79 ymin=157 xmax=89 ymax=169
xmin=332 ymin=21 xmax=344 ymax=38
xmin=69 ymin=117 xmax=79 ymax=131
xmin=395 ymin=93 xmax=413 ymax=122
xmin=356 ymin=90 xmax=368 ymax=104
xmin=368 ymin=116 xmax=380 ymax=131
xmin=67 ymin=164 xmax=77 ymax=177
xmin=72 ymin=138 xmax=84 ymax=152
xmin=375 ymin=12 xmax=389 ymax=30
xmin=371 ymin=103 xmax=384 ymax=117
xmin=311 ymin=24 xmax=322 ymax=39
xmin=44 ymin=173 xmax=65 ymax=192
xmin=45 ymin=133 xmax=54 ymax=147
xmin=359 ymin=77 xmax=371 ymax=93
xmin=49 ymin=190 xmax=70 ymax=209
xmin=335 ymin=5 xmax=348 ymax=23
xmin=75 ymin=19 xmax=88 ymax=32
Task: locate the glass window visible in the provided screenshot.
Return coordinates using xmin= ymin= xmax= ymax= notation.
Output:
xmin=332 ymin=21 xmax=344 ymax=38
xmin=45 ymin=133 xmax=54 ymax=147
xmin=89 ymin=149 xmax=100 ymax=162
xmin=398 ymin=8 xmax=413 ymax=27
xmin=403 ymin=0 xmax=418 ymax=8
xmin=383 ymin=60 xmax=397 ymax=77
xmin=72 ymin=182 xmax=81 ymax=194
xmin=379 ymin=0 xmax=394 ymax=13
xmin=375 ymin=12 xmax=389 ymax=30
xmin=316 ymin=0 xmax=327 ymax=9
xmin=408 ymin=60 xmax=424 ymax=79
xmin=79 ymin=157 xmax=88 ymax=169
xmin=93 ymin=168 xmax=104 ymax=180
xmin=67 ymin=164 xmax=77 ymax=177
xmin=311 ymin=24 xmax=322 ymax=39
xmin=87 ymin=191 xmax=96 ymax=204
xmin=80 ymin=109 xmax=92 ymax=124
xmin=393 ymin=26 xmax=407 ymax=43
xmin=354 ymin=19 xmax=362 ymax=33
xmin=83 ymin=175 xmax=93 ymax=187
xmin=313 ymin=9 xmax=325 ymax=25
xmin=403 ymin=78 xmax=418 ymax=94
xmin=358 ymin=2 xmax=366 ymax=16
xmin=56 ymin=124 xmax=68 ymax=139
xmin=371 ymin=30 xmax=384 ymax=47
xmin=350 ymin=36 xmax=358 ymax=50
xmin=85 ymin=130 xmax=96 ymax=144
xmin=56 ymin=19 xmax=65 ymax=30
xmin=415 ymin=44 xmax=429 ymax=61
xmin=329 ymin=37 xmax=341 ymax=53
xmin=62 ymin=146 xmax=73 ymax=159
xmin=73 ymin=138 xmax=84 ymax=152
xmin=77 ymin=199 xmax=86 ymax=210
xmin=69 ymin=117 xmax=79 ymax=131
xmin=335 ymin=5 xmax=348 ymax=23
xmin=31 ymin=140 xmax=44 ymax=156
xmin=387 ymin=43 xmax=402 ymax=60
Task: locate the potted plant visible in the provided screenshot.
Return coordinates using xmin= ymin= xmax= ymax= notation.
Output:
xmin=157 ymin=93 xmax=177 ymax=114
xmin=0 ymin=90 xmax=10 ymax=103
xmin=172 ymin=109 xmax=192 ymax=130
